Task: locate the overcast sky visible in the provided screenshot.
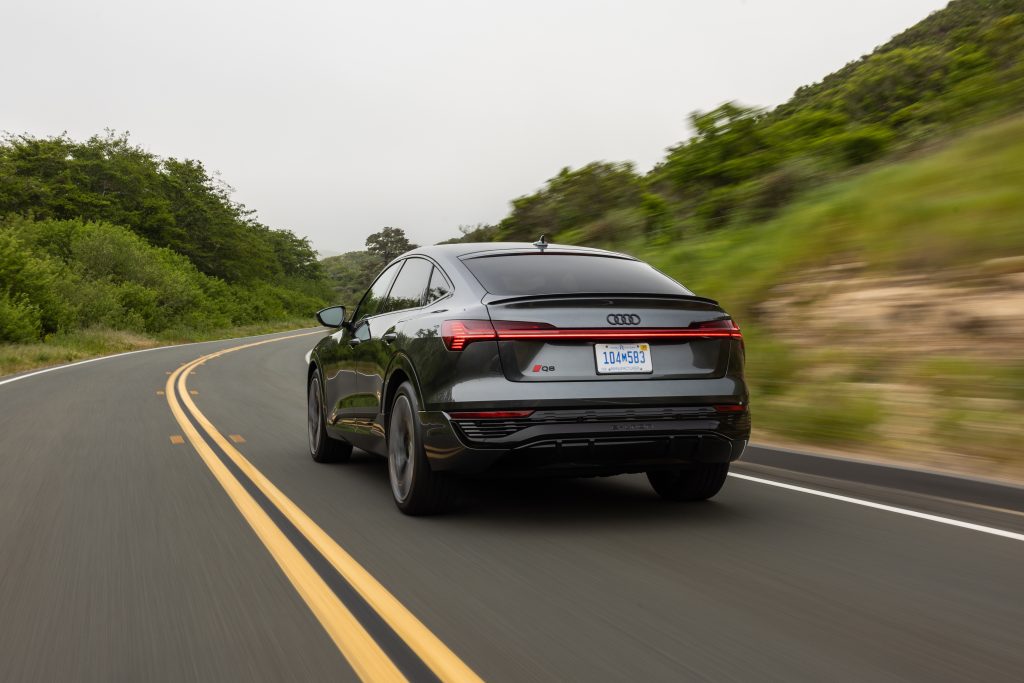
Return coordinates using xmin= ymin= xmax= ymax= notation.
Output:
xmin=5 ymin=0 xmax=948 ymax=254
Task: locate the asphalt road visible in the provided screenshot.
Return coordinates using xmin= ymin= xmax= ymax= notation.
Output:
xmin=1 ymin=329 xmax=1022 ymax=682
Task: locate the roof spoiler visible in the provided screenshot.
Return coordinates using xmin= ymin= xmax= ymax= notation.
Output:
xmin=481 ymin=292 xmax=721 ymax=307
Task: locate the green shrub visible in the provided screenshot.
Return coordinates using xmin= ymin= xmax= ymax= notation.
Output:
xmin=759 ymin=384 xmax=883 ymax=447
xmin=0 ymin=228 xmax=71 ymax=334
xmin=0 ymin=292 xmax=42 ymax=343
xmin=829 ymin=125 xmax=895 ymax=166
xmin=743 ymin=329 xmax=801 ymax=398
xmin=0 ymin=216 xmax=324 ymax=341
xmin=581 ymin=208 xmax=646 ymax=244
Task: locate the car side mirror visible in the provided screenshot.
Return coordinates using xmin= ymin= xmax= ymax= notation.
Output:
xmin=315 ymin=305 xmax=346 ymax=329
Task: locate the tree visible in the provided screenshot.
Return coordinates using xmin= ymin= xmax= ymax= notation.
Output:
xmin=365 ymin=227 xmax=417 ymax=264
xmin=0 ymin=131 xmax=324 ymax=286
xmin=497 ymin=162 xmax=642 ymax=241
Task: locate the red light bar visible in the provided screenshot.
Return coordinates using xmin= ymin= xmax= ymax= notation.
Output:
xmin=448 ymin=410 xmax=535 ymax=419
xmin=440 ymin=318 xmax=741 ymax=350
xmin=492 ymin=319 xmax=741 ymax=341
xmin=713 ymin=404 xmax=748 ymax=413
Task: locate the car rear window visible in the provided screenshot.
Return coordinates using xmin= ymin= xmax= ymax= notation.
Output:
xmin=462 ymin=253 xmax=690 ymax=296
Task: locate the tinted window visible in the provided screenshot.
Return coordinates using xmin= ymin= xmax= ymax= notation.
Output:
xmin=463 ymin=254 xmax=690 ymax=296
xmin=381 ymin=258 xmax=433 ymax=313
xmin=425 ymin=266 xmax=451 ymax=303
xmin=354 ymin=261 xmax=401 ymax=321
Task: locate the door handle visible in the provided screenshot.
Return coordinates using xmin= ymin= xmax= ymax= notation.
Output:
xmin=381 ymin=332 xmax=398 ymax=344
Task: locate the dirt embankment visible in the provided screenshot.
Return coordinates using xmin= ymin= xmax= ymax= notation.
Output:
xmin=752 ymin=256 xmax=1024 ymax=483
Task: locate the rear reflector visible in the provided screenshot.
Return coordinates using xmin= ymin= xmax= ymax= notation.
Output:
xmin=713 ymin=404 xmax=748 ymax=413
xmin=448 ymin=410 xmax=535 ymax=419
xmin=441 ymin=318 xmax=741 ymax=350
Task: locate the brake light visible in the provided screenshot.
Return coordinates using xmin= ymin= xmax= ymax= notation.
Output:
xmin=448 ymin=410 xmax=535 ymax=419
xmin=440 ymin=318 xmax=741 ymax=350
xmin=692 ymin=319 xmax=742 ymax=338
xmin=440 ymin=319 xmax=496 ymax=351
xmin=493 ymin=319 xmax=741 ymax=341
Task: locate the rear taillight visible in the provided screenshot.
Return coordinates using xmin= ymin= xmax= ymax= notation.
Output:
xmin=440 ymin=319 xmax=497 ymax=351
xmin=713 ymin=404 xmax=748 ymax=413
xmin=440 ymin=318 xmax=741 ymax=350
xmin=692 ymin=319 xmax=742 ymax=338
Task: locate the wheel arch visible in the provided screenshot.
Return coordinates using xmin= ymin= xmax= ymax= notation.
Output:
xmin=381 ymin=354 xmax=423 ymax=422
xmin=307 ymin=359 xmax=325 ymax=415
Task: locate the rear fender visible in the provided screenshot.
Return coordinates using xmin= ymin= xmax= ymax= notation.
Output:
xmin=380 ymin=352 xmax=424 ymax=425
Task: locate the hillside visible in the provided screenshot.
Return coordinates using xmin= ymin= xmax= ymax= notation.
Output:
xmin=0 ymin=132 xmax=329 ymax=373
xmin=639 ymin=114 xmax=1024 ymax=477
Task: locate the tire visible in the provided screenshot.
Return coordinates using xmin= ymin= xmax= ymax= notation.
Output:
xmin=387 ymin=381 xmax=456 ymax=515
xmin=308 ymin=370 xmax=352 ymax=463
xmin=647 ymin=463 xmax=729 ymax=501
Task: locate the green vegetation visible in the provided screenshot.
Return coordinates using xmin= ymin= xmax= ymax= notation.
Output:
xmin=0 ymin=132 xmax=320 ymax=283
xmin=0 ymin=132 xmax=329 ymax=360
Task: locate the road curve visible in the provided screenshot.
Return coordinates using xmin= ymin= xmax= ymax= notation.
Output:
xmin=1 ymin=329 xmax=1022 ymax=682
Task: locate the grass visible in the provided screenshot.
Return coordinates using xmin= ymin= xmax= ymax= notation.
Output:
xmin=0 ymin=318 xmax=315 ymax=377
xmin=756 ymin=383 xmax=884 ymax=447
xmin=910 ymin=356 xmax=1024 ymax=402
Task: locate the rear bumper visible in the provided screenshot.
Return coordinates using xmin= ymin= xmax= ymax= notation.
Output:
xmin=421 ymin=406 xmax=750 ymax=476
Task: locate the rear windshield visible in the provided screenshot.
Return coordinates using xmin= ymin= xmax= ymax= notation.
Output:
xmin=462 ymin=253 xmax=691 ymax=296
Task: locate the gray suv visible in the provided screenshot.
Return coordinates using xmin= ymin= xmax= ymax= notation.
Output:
xmin=308 ymin=242 xmax=749 ymax=514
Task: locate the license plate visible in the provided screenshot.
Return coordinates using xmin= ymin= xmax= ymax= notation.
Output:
xmin=595 ymin=343 xmax=653 ymax=374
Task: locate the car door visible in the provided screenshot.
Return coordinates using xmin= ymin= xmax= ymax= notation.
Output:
xmin=355 ymin=257 xmax=435 ymax=450
xmin=322 ymin=260 xmax=402 ymax=444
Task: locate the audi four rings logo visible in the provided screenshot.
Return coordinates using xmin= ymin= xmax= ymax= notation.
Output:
xmin=607 ymin=314 xmax=641 ymax=325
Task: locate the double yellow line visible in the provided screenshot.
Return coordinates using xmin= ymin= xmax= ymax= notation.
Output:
xmin=165 ymin=332 xmax=483 ymax=682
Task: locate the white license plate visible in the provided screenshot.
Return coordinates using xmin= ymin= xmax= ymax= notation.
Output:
xmin=595 ymin=343 xmax=653 ymax=374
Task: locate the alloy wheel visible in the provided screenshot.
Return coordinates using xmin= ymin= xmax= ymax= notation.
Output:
xmin=388 ymin=395 xmax=416 ymax=503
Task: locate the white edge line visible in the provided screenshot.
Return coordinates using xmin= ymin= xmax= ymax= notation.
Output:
xmin=729 ymin=472 xmax=1024 ymax=543
xmin=0 ymin=328 xmax=321 ymax=388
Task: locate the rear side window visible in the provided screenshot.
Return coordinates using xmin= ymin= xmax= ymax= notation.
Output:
xmin=381 ymin=257 xmax=434 ymax=313
xmin=426 ymin=266 xmax=451 ymax=303
xmin=462 ymin=254 xmax=690 ymax=296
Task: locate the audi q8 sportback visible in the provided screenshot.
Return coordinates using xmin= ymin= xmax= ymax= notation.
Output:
xmin=307 ymin=241 xmax=749 ymax=514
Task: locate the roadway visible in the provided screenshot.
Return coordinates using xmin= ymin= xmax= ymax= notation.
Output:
xmin=1 ymin=329 xmax=1022 ymax=681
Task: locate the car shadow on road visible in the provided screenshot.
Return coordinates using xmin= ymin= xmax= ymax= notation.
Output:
xmin=454 ymin=476 xmax=749 ymax=528
xmin=342 ymin=450 xmax=749 ymax=529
